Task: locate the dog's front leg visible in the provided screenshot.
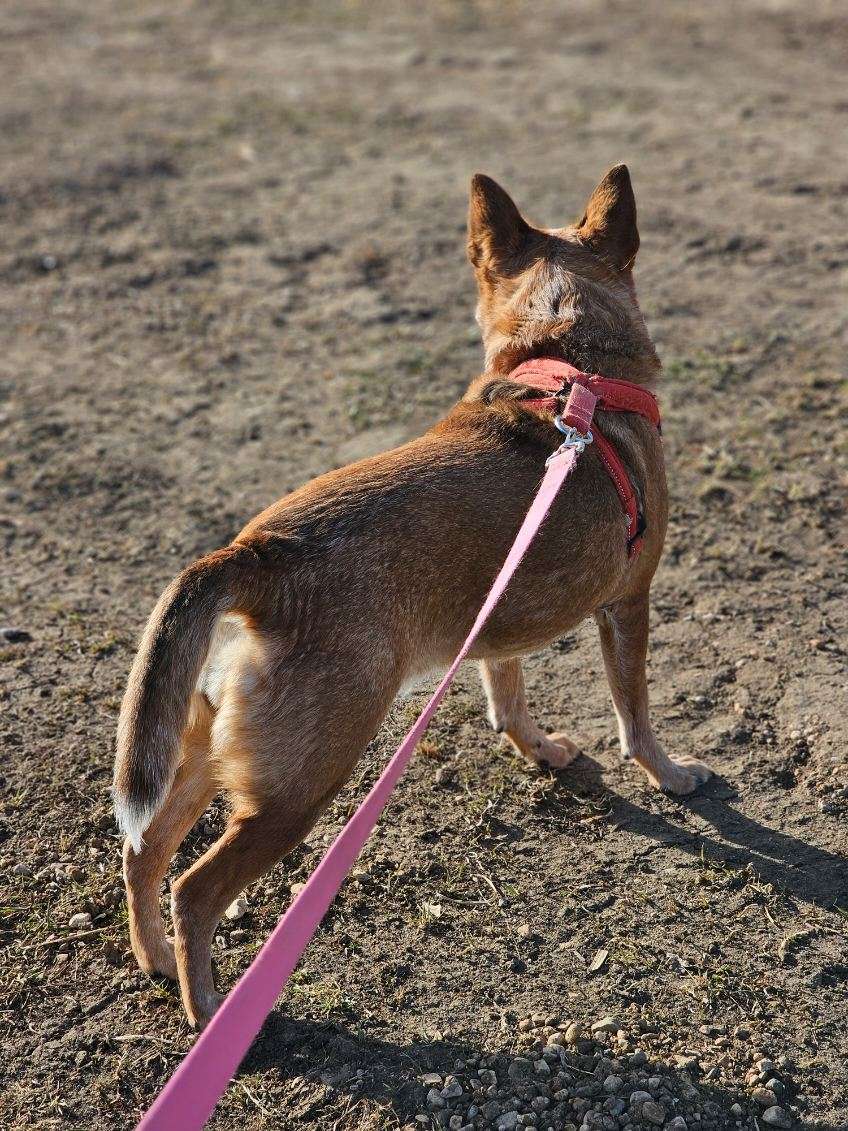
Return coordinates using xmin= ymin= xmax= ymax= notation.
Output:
xmin=595 ymin=594 xmax=713 ymax=793
xmin=479 ymin=657 xmax=580 ymax=769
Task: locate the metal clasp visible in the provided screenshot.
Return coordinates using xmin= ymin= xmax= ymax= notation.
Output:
xmin=545 ymin=415 xmax=594 ymax=466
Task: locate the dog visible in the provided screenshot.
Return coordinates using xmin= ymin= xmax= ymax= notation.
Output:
xmin=114 ymin=165 xmax=713 ymax=1028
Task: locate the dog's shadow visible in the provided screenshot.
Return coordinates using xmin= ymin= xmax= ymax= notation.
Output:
xmin=557 ymin=752 xmax=848 ymax=909
xmin=242 ymin=1012 xmax=759 ymax=1127
xmin=225 ymin=754 xmax=847 ymax=1125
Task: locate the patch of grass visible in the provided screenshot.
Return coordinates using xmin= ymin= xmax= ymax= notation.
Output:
xmin=664 ymin=353 xmax=739 ymax=391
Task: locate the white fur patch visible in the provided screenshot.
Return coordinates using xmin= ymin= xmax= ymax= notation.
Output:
xmin=397 ymin=667 xmax=445 ymax=699
xmin=114 ymin=793 xmax=157 ymax=855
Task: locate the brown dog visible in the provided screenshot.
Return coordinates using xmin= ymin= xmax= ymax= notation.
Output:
xmin=114 ymin=165 xmax=712 ymax=1028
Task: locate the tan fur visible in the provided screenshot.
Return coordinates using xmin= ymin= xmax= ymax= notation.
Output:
xmin=114 ymin=165 xmax=712 ymax=1027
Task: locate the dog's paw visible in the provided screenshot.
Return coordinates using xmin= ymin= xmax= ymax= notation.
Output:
xmin=532 ymin=731 xmax=581 ymax=770
xmin=188 ymin=990 xmax=225 ymax=1031
xmin=134 ymin=934 xmax=178 ymax=982
xmin=656 ymin=754 xmax=713 ymax=795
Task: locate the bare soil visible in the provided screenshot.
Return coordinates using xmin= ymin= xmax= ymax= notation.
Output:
xmin=1 ymin=2 xmax=846 ymax=1129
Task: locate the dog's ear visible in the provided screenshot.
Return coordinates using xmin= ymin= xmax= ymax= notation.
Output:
xmin=577 ymin=164 xmax=639 ymax=271
xmin=468 ymin=174 xmax=530 ymax=271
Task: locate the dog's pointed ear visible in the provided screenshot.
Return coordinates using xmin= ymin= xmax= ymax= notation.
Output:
xmin=468 ymin=174 xmax=530 ymax=271
xmin=577 ymin=164 xmax=639 ymax=271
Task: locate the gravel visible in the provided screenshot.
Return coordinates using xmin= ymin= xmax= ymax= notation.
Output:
xmin=410 ymin=1015 xmax=800 ymax=1129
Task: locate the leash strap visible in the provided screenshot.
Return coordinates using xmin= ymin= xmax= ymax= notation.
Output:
xmin=136 ymin=437 xmax=586 ymax=1131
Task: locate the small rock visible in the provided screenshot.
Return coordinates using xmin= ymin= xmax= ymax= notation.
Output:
xmin=290 ymin=882 xmax=306 ymax=897
xmin=666 ymin=1119 xmax=688 ymax=1131
xmin=629 ymin=1050 xmax=648 ymax=1067
xmin=507 ymin=1058 xmax=533 ymax=1081
xmin=12 ymin=863 xmax=32 ymax=876
xmin=603 ymin=1075 xmax=623 ymax=1094
xmin=225 ymin=896 xmax=248 ymax=920
xmin=421 ymin=1073 xmax=443 ymax=1086
xmin=1 ymin=626 xmax=32 ymax=643
xmin=765 ymin=1077 xmax=785 ymax=1097
xmin=729 ymin=1104 xmax=744 ymax=1118
xmin=516 ymin=923 xmax=532 ymax=939
xmin=68 ymin=912 xmax=92 ymax=929
xmin=752 ymin=1088 xmax=778 ymax=1107
xmin=591 ymin=1017 xmax=620 ymax=1035
xmin=756 ymin=1058 xmax=777 ymax=1076
xmin=629 ymin=1091 xmax=652 ymax=1106
xmin=762 ymin=1107 xmax=792 ymax=1129
xmin=441 ymin=1077 xmax=463 ymax=1100
xmin=564 ymin=1022 xmax=584 ymax=1044
xmin=497 ymin=1113 xmax=520 ymax=1131
xmin=534 ymin=1059 xmax=551 ymax=1077
xmin=640 ymin=1100 xmax=666 ymax=1125
xmin=427 ymin=1088 xmax=445 ymax=1109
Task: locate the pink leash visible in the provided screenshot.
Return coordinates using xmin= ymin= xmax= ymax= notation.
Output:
xmin=135 ymin=385 xmax=597 ymax=1131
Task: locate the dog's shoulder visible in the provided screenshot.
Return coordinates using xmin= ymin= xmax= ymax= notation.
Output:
xmin=431 ymin=374 xmax=558 ymax=452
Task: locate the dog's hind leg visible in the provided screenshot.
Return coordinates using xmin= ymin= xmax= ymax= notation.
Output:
xmin=123 ymin=694 xmax=217 ymax=981
xmin=595 ymin=593 xmax=713 ymax=793
xmin=170 ymin=651 xmax=396 ymax=1029
xmin=480 ymin=658 xmax=580 ymax=769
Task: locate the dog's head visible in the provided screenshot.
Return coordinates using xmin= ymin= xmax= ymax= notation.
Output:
xmin=467 ymin=165 xmax=658 ymax=379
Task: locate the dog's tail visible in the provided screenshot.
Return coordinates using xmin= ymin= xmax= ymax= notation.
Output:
xmin=113 ymin=543 xmax=261 ymax=853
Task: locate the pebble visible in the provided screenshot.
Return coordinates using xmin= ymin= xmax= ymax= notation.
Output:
xmin=427 ymin=1088 xmax=445 ymax=1108
xmin=729 ymin=1104 xmax=744 ymax=1118
xmin=591 ymin=1017 xmax=620 ymax=1035
xmin=603 ymin=1075 xmax=623 ymax=1093
xmin=640 ymin=1100 xmax=666 ymax=1125
xmin=564 ymin=1022 xmax=584 ymax=1044
xmin=762 ymin=1107 xmax=792 ymax=1129
xmin=68 ymin=912 xmax=92 ymax=929
xmin=225 ymin=896 xmax=248 ymax=920
xmin=507 ymin=1058 xmax=533 ymax=1081
xmin=12 ymin=863 xmax=32 ymax=876
xmin=441 ymin=1077 xmax=463 ymax=1100
xmin=497 ymin=1113 xmax=520 ymax=1130
xmin=629 ymin=1091 xmax=652 ymax=1106
xmin=752 ymin=1088 xmax=778 ymax=1107
xmin=0 ymin=626 xmax=32 ymax=643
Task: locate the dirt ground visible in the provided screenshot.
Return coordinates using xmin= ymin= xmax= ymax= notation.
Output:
xmin=1 ymin=2 xmax=846 ymax=1129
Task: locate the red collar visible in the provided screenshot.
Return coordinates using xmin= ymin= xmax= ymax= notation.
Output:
xmin=505 ymin=358 xmax=660 ymax=559
xmin=506 ymin=357 xmax=660 ymax=429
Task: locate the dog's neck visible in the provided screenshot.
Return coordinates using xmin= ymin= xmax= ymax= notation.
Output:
xmin=485 ymin=325 xmax=661 ymax=385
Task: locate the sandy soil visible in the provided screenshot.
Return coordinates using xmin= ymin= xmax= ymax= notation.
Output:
xmin=1 ymin=2 xmax=846 ymax=1129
